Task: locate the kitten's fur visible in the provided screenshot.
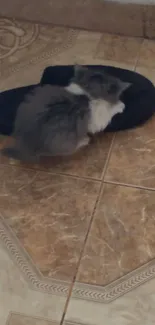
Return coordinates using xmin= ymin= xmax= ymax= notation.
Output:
xmin=2 ymin=66 xmax=130 ymax=162
xmin=67 ymin=65 xmax=130 ymax=134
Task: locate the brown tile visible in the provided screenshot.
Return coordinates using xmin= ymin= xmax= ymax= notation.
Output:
xmin=8 ymin=313 xmax=57 ymax=325
xmin=95 ymin=33 xmax=142 ymax=66
xmin=89 ymin=2 xmax=144 ymax=37
xmin=53 ymin=40 xmax=134 ymax=70
xmin=145 ymin=5 xmax=155 ymax=39
xmin=53 ymin=29 xmax=102 ymax=64
xmin=138 ymin=39 xmax=155 ymax=68
xmin=0 ymin=134 xmax=113 ymax=180
xmin=0 ymin=0 xmax=144 ymax=37
xmin=0 ymin=165 xmax=100 ymax=281
xmin=77 ymin=183 xmax=155 ymax=286
xmin=105 ymin=118 xmax=155 ymax=189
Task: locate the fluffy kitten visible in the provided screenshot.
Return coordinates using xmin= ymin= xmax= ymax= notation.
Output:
xmin=67 ymin=65 xmax=131 ymax=134
xmin=2 ymin=85 xmax=90 ymax=162
xmin=2 ymin=66 xmax=130 ymax=162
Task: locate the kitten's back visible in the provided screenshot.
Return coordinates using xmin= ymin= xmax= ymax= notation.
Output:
xmin=7 ymin=84 xmax=89 ymax=161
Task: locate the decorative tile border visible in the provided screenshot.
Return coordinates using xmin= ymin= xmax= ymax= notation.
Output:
xmin=72 ymin=261 xmax=155 ymax=303
xmin=1 ymin=215 xmax=155 ymax=303
xmin=0 ymin=216 xmax=70 ymax=297
xmin=0 ymin=17 xmax=79 ymax=77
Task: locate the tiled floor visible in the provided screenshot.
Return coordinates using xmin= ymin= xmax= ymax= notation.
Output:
xmin=1 ymin=17 xmax=155 ymax=325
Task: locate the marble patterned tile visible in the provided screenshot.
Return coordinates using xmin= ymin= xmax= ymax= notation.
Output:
xmin=8 ymin=313 xmax=58 ymax=325
xmin=53 ymin=31 xmax=135 ymax=70
xmin=0 ymin=134 xmax=113 ymax=180
xmin=0 ymin=165 xmax=100 ymax=282
xmin=51 ymin=30 xmax=102 ymax=66
xmin=138 ymin=39 xmax=155 ymax=68
xmin=105 ymin=117 xmax=155 ymax=189
xmin=1 ymin=15 xmax=155 ymax=325
xmin=64 ymin=276 xmax=155 ymax=325
xmin=54 ymin=54 xmax=135 ymax=70
xmin=145 ymin=5 xmax=155 ymax=39
xmin=95 ymin=34 xmax=143 ymax=66
xmin=0 ymin=244 xmax=66 ymax=325
xmin=77 ymin=183 xmax=155 ymax=286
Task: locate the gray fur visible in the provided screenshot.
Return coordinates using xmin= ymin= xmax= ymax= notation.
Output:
xmin=2 ymin=66 xmax=130 ymax=162
xmin=73 ymin=65 xmax=130 ymax=103
xmin=2 ymin=85 xmax=90 ymax=162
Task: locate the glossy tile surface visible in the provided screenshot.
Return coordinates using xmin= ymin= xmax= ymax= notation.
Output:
xmin=0 ymin=134 xmax=113 ymax=179
xmin=65 ymin=277 xmax=155 ymax=325
xmin=77 ymin=183 xmax=155 ymax=285
xmin=105 ymin=118 xmax=155 ymax=189
xmin=8 ymin=314 xmax=57 ymax=325
xmin=1 ymin=15 xmax=155 ymax=325
xmin=95 ymin=34 xmax=142 ymax=65
xmin=0 ymin=165 xmax=100 ymax=281
xmin=138 ymin=39 xmax=155 ymax=68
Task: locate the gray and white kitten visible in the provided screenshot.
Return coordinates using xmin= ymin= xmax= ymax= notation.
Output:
xmin=67 ymin=65 xmax=130 ymax=134
xmin=2 ymin=66 xmax=130 ymax=162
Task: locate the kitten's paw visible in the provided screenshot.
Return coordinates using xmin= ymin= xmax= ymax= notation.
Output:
xmin=118 ymin=102 xmax=125 ymax=113
xmin=77 ymin=136 xmax=90 ymax=149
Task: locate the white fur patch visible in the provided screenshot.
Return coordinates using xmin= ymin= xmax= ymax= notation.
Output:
xmin=66 ymin=83 xmax=125 ymax=134
xmin=65 ymin=83 xmax=85 ymax=95
xmin=88 ymin=99 xmax=125 ymax=134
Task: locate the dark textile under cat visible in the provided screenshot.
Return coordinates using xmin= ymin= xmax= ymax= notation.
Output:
xmin=0 ymin=65 xmax=155 ymax=136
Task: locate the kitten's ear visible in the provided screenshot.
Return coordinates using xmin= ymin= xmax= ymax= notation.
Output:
xmin=120 ymin=81 xmax=132 ymax=92
xmin=74 ymin=65 xmax=87 ymax=78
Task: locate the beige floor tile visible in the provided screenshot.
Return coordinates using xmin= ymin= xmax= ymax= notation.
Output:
xmin=138 ymin=39 xmax=155 ymax=68
xmin=95 ymin=34 xmax=143 ymax=66
xmin=64 ymin=276 xmax=155 ymax=325
xmin=0 ymin=244 xmax=65 ymax=324
xmin=52 ymin=30 xmax=102 ymax=65
xmin=105 ymin=117 xmax=155 ymax=189
xmin=7 ymin=314 xmax=58 ymax=325
xmin=135 ymin=66 xmax=155 ymax=85
xmin=0 ymin=18 xmax=78 ymax=78
xmin=77 ymin=183 xmax=155 ymax=286
xmin=0 ymin=134 xmax=113 ymax=180
xmin=0 ymin=58 xmax=57 ymax=92
xmin=54 ymin=54 xmax=134 ymax=70
xmin=63 ymin=30 xmax=102 ymax=58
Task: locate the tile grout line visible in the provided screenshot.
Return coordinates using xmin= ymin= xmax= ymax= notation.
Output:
xmin=60 ymin=134 xmax=116 ymax=324
xmin=93 ymin=31 xmax=104 ymax=59
xmin=0 ymin=162 xmax=102 ymax=183
xmin=60 ymin=280 xmax=75 ymax=325
xmin=59 ymin=181 xmax=103 ymax=324
xmin=103 ymin=179 xmax=155 ymax=192
xmin=101 ymin=133 xmax=116 ymax=181
xmin=134 ymin=38 xmax=145 ymax=71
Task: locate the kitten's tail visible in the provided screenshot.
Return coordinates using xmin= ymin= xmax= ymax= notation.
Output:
xmin=1 ymin=147 xmax=21 ymax=160
xmin=1 ymin=146 xmax=39 ymax=163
